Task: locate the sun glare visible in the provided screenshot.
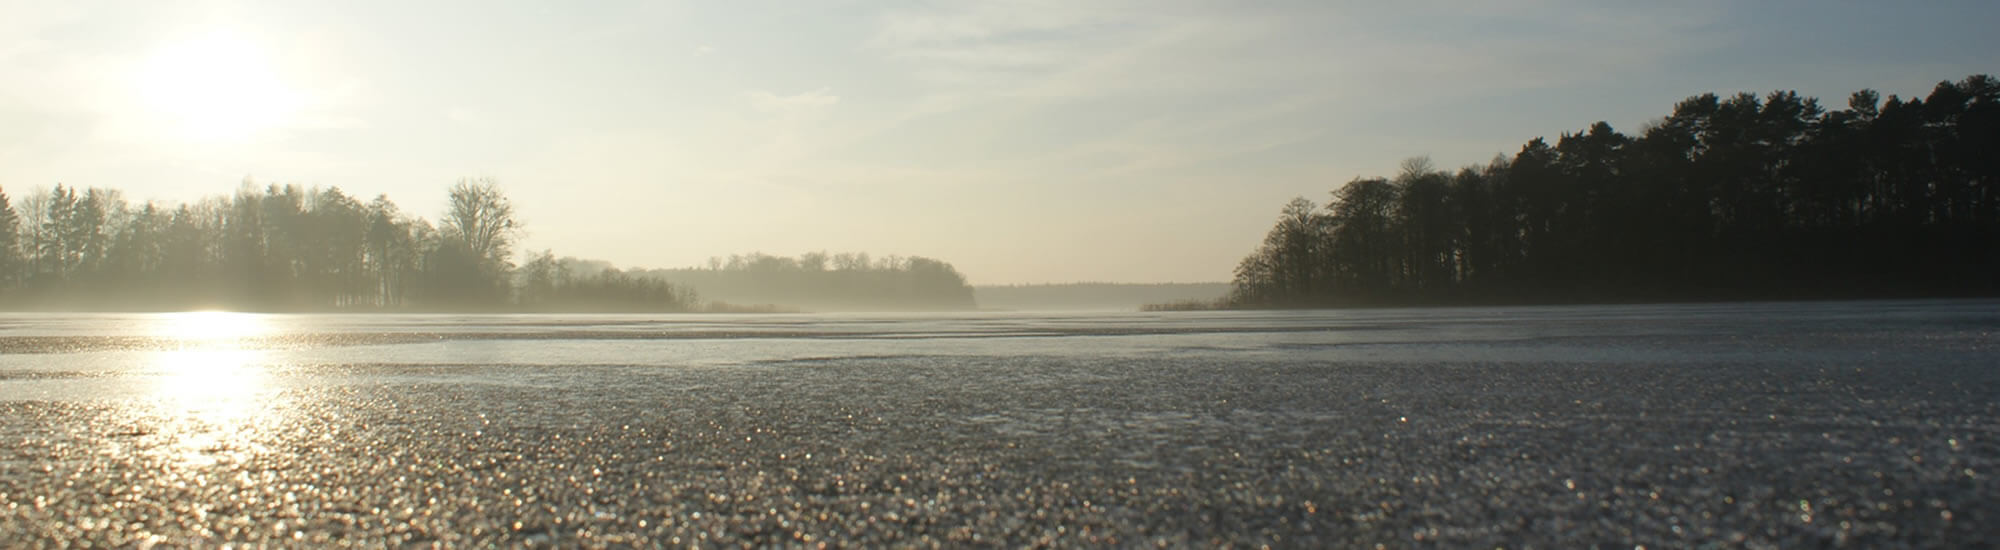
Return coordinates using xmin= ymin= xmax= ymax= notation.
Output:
xmin=146 ymin=347 xmax=280 ymax=467
xmin=143 ymin=312 xmax=285 ymax=467
xmin=136 ymin=31 xmax=303 ymax=143
xmin=155 ymin=311 xmax=273 ymax=344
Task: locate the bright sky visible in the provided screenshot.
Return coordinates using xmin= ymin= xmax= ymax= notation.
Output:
xmin=3 ymin=1 xmax=1995 ymax=284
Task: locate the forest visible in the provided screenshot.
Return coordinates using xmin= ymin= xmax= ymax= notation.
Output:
xmin=0 ymin=178 xmax=696 ymax=312
xmin=0 ymin=179 xmax=976 ymax=312
xmin=1227 ymin=75 xmax=2000 ymax=308
xmin=642 ymin=252 xmax=976 ymax=311
xmin=977 ymin=283 xmax=1228 ymax=311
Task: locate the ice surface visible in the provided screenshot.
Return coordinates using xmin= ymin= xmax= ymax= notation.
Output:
xmin=0 ymin=300 xmax=1995 ymax=546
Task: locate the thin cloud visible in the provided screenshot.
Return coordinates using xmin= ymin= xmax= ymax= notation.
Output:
xmin=744 ymin=88 xmax=840 ymax=112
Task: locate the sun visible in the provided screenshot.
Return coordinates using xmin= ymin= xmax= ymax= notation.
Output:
xmin=135 ymin=31 xmax=303 ymax=143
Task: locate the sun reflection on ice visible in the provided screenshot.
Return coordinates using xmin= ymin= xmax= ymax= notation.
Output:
xmin=141 ymin=312 xmax=290 ymax=468
xmin=155 ymin=310 xmax=274 ymax=345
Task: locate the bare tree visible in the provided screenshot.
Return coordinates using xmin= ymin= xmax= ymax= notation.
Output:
xmin=443 ymin=177 xmax=519 ymax=270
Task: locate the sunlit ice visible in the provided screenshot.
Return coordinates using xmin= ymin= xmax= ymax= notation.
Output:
xmin=144 ymin=312 xmax=286 ymax=468
xmin=145 ymin=311 xmax=277 ymax=407
xmin=145 ymin=311 xmax=277 ymax=420
xmin=133 ymin=30 xmax=304 ymax=143
xmin=153 ymin=310 xmax=275 ymax=345
xmin=146 ymin=347 xmax=281 ymax=467
xmin=151 ymin=348 xmax=268 ymax=402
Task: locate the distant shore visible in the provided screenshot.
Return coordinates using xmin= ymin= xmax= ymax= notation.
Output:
xmin=1144 ymin=289 xmax=2000 ymax=312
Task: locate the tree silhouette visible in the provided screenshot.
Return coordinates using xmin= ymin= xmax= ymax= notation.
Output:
xmin=443 ymin=177 xmax=518 ymax=274
xmin=644 ymin=251 xmax=977 ymax=311
xmin=0 ymin=176 xmax=978 ymax=312
xmin=0 ymin=187 xmax=20 ymax=288
xmin=1228 ymin=74 xmax=2000 ymax=307
xmin=0 ymin=178 xmax=712 ymax=312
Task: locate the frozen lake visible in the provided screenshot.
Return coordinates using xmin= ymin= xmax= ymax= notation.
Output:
xmin=1 ymin=300 xmax=1996 ymax=546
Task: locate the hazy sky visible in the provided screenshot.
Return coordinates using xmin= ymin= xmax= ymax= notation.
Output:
xmin=3 ymin=1 xmax=1996 ymax=284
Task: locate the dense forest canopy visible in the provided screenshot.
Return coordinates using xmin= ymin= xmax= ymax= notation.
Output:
xmin=1227 ymin=75 xmax=2000 ymax=308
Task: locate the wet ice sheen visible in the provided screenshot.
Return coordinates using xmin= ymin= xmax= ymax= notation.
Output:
xmin=0 ymin=299 xmax=1996 ymax=547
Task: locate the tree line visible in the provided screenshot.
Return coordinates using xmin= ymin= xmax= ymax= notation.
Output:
xmin=978 ymin=282 xmax=1228 ymax=311
xmin=1227 ymin=74 xmax=2000 ymax=307
xmin=641 ymin=252 xmax=976 ymax=311
xmin=0 ymin=178 xmax=697 ymax=312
